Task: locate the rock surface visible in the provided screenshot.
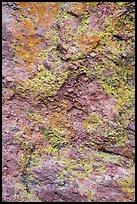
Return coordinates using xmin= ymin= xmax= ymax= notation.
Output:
xmin=2 ymin=2 xmax=135 ymax=202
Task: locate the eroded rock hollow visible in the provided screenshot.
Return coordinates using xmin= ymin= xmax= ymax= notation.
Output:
xmin=2 ymin=2 xmax=135 ymax=202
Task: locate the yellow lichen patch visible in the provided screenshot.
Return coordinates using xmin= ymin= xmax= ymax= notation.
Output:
xmin=27 ymin=111 xmax=42 ymax=122
xmin=84 ymin=112 xmax=103 ymax=133
xmin=117 ymin=176 xmax=135 ymax=201
xmin=16 ymin=68 xmax=56 ymax=99
xmin=15 ymin=57 xmax=70 ymax=99
xmin=69 ymin=2 xmax=90 ymax=16
xmin=15 ymin=182 xmax=42 ymax=202
xmin=56 ymin=149 xmax=94 ymax=184
xmin=41 ymin=127 xmax=69 ymax=156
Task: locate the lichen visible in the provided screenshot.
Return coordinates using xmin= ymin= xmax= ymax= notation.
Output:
xmin=9 ymin=2 xmax=61 ymax=70
xmin=42 ymin=127 xmax=69 ymax=154
xmin=7 ymin=2 xmax=134 ymax=201
xmin=116 ymin=175 xmax=135 ymax=201
xmin=84 ymin=112 xmax=103 ymax=133
xmin=87 ymin=190 xmax=94 ymax=202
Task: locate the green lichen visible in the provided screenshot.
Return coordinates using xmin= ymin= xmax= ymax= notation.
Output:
xmin=87 ymin=190 xmax=94 ymax=202
xmin=16 ymin=66 xmax=70 ymax=100
xmin=96 ymin=151 xmax=120 ymax=163
xmin=80 ymin=6 xmax=135 ymax=155
xmin=27 ymin=111 xmax=42 ymax=122
xmin=15 ymin=182 xmax=42 ymax=202
xmin=77 ymin=14 xmax=90 ymax=35
xmin=116 ymin=176 xmax=135 ymax=201
xmin=41 ymin=127 xmax=68 ymax=155
xmin=29 ymin=151 xmax=43 ymax=168
xmin=84 ymin=113 xmax=103 ymax=133
xmin=56 ymin=148 xmax=94 ymax=185
xmin=11 ymin=3 xmax=134 ymax=201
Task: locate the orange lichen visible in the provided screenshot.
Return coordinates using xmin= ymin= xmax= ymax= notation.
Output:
xmin=9 ymin=2 xmax=61 ymax=70
xmin=49 ymin=100 xmax=68 ymax=129
xmin=15 ymin=2 xmax=61 ymax=30
xmin=77 ymin=33 xmax=100 ymax=53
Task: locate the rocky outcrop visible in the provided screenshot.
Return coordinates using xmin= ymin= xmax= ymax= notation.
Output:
xmin=2 ymin=2 xmax=135 ymax=202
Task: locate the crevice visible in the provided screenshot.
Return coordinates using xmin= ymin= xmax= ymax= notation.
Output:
xmin=98 ymin=148 xmax=134 ymax=161
xmin=21 ymin=146 xmax=36 ymax=194
xmin=67 ymin=11 xmax=83 ymax=19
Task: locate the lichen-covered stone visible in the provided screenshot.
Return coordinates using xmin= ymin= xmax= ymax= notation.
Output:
xmin=2 ymin=2 xmax=135 ymax=202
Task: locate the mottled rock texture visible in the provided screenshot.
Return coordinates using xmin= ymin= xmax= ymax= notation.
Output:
xmin=2 ymin=2 xmax=135 ymax=202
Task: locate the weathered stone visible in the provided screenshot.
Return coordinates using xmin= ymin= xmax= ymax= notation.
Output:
xmin=2 ymin=2 xmax=135 ymax=202
xmin=57 ymin=43 xmax=68 ymax=55
xmin=129 ymin=124 xmax=135 ymax=132
xmin=42 ymin=59 xmax=53 ymax=71
xmin=2 ymin=88 xmax=15 ymax=101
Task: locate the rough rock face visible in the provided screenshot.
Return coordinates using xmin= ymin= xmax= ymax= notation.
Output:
xmin=2 ymin=2 xmax=135 ymax=202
